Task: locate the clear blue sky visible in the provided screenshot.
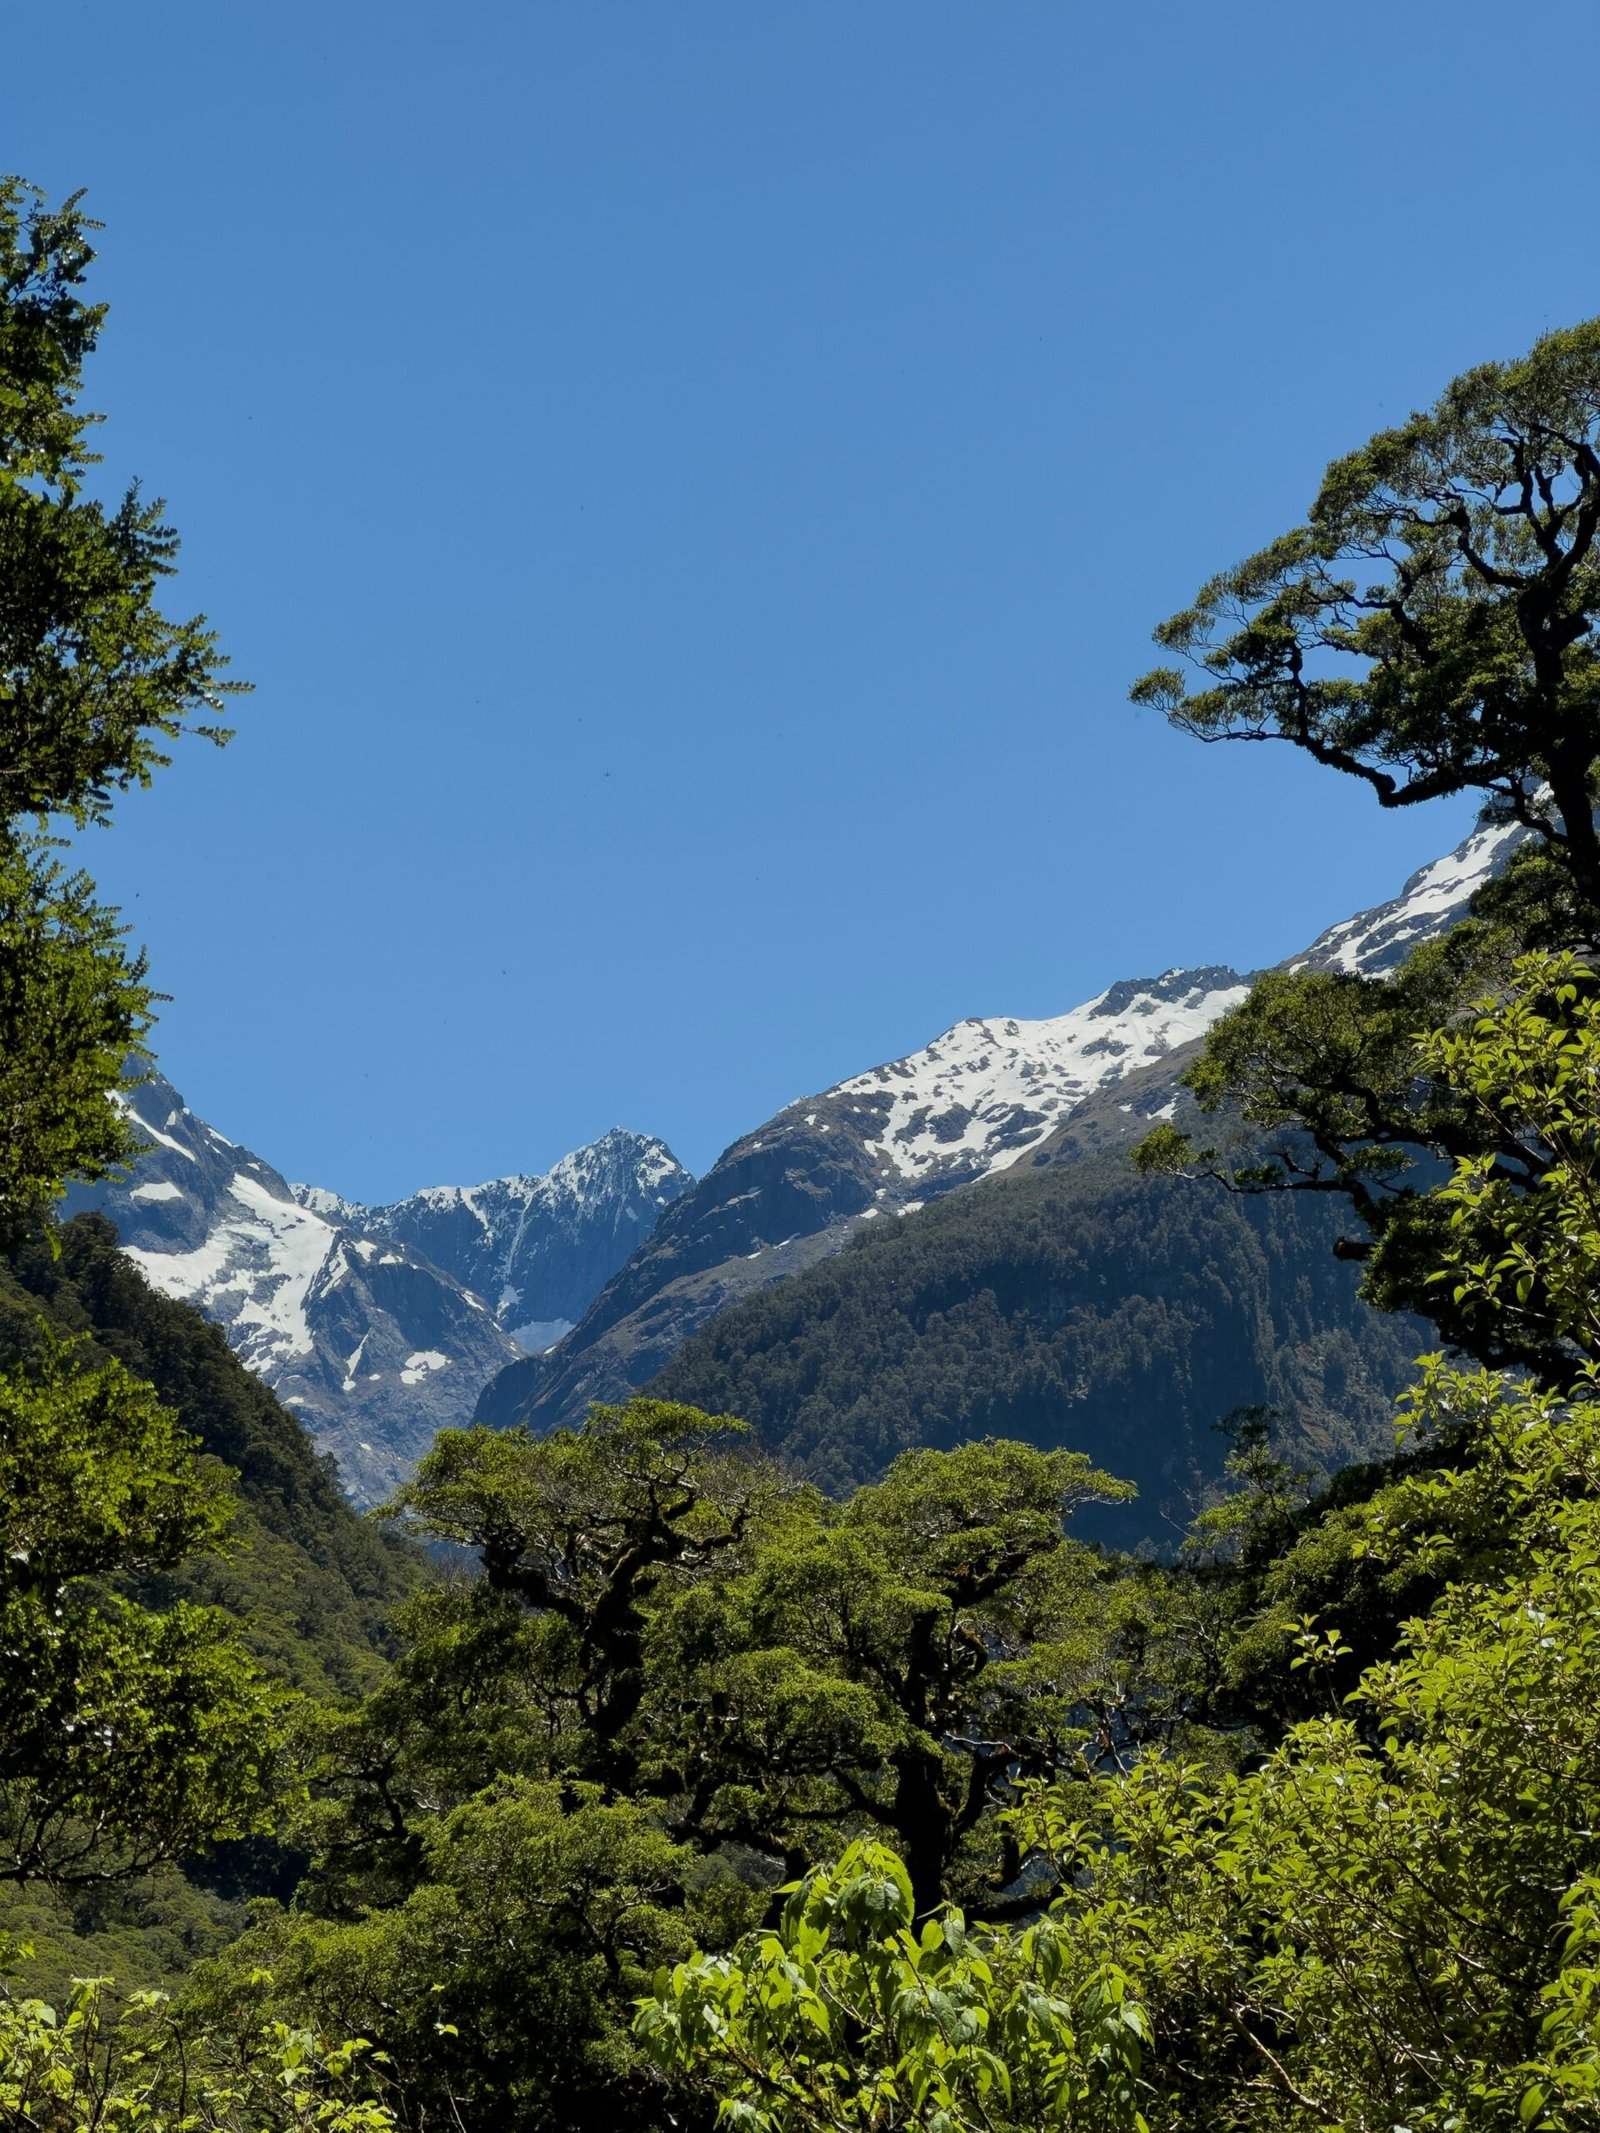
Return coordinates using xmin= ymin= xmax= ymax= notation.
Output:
xmin=5 ymin=2 xmax=1592 ymax=1198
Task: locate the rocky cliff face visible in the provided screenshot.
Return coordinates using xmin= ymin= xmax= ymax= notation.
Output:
xmin=480 ymin=817 xmax=1525 ymax=1435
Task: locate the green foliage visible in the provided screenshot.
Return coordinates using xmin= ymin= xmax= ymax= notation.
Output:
xmin=383 ymin=1399 xmax=800 ymax=1792
xmin=1131 ymin=317 xmax=1600 ymax=908
xmin=1179 ymin=1407 xmax=1312 ymax=1568
xmin=0 ymin=846 xmax=153 ymax=1228
xmin=0 ymin=169 xmax=395 ymax=2063
xmin=0 ymin=181 xmax=103 ymax=488
xmin=189 ymin=1781 xmax=715 ymax=2133
xmin=0 ymin=178 xmax=245 ymax=834
xmin=650 ymin=946 xmax=1600 ymax=2132
xmin=0 ymin=1214 xmax=421 ymax=1700
xmin=654 ymin=1362 xmax=1600 ymax=2131
xmin=640 ymin=1839 xmax=1150 ymax=2133
xmin=1128 ymin=318 xmax=1600 ymax=1383
xmin=647 ymin=1437 xmax=1132 ymax=1917
xmin=1023 ymin=1368 xmax=1600 ymax=2131
xmin=1421 ymin=952 xmax=1600 ymax=1364
xmin=0 ymin=1972 xmax=395 ymax=2131
xmin=0 ymin=176 xmax=245 ymax=1243
xmin=204 ymin=1412 xmax=1165 ymax=2126
xmin=0 ymin=1336 xmax=283 ymax=1890
xmin=1138 ymin=939 xmax=1600 ymax=1396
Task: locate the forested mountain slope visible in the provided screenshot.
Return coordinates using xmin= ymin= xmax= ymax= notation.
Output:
xmin=650 ymin=1145 xmax=1424 ymax=1549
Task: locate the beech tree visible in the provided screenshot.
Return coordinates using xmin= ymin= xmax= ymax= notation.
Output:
xmin=1131 ymin=318 xmax=1600 ymax=912
xmin=1129 ymin=322 xmax=1600 ymax=1366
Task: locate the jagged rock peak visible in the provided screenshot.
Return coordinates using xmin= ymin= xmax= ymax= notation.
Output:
xmin=292 ymin=1129 xmax=694 ymax=1353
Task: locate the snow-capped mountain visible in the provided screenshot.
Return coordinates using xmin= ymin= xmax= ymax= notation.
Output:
xmin=296 ymin=1132 xmax=692 ymax=1354
xmin=828 ymin=966 xmax=1253 ymax=1192
xmin=481 ymin=814 xmax=1527 ymax=1434
xmin=62 ymin=1073 xmax=522 ymax=1503
xmin=66 ymin=1079 xmax=693 ymax=1503
xmin=69 ymin=810 xmax=1528 ymax=1490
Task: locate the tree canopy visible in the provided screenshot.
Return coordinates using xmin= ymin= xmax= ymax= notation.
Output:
xmin=0 ymin=179 xmax=244 ymax=836
xmin=1132 ymin=318 xmax=1600 ymax=908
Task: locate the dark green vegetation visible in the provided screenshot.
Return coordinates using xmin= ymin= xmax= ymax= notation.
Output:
xmin=650 ymin=1147 xmax=1424 ymax=1546
xmin=0 ymin=1211 xmax=420 ymax=2003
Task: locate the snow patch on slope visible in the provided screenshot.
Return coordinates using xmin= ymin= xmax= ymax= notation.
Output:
xmin=1291 ymin=818 xmax=1525 ymax=976
xmin=838 ymin=967 xmax=1252 ymax=1188
xmin=125 ymin=1172 xmax=338 ymax=1371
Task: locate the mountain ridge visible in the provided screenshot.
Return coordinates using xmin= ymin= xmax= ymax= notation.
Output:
xmin=479 ymin=816 xmax=1525 ymax=1436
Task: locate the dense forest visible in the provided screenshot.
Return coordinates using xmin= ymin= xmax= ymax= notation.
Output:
xmin=9 ymin=177 xmax=1600 ymax=2133
xmin=650 ymin=1144 xmax=1424 ymax=1542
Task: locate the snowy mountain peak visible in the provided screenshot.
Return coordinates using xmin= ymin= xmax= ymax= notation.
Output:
xmin=75 ymin=1073 xmax=524 ymax=1503
xmin=294 ymin=1129 xmax=695 ymax=1354
xmin=835 ymin=816 xmax=1528 ymax=1195
xmin=72 ymin=1081 xmax=692 ymax=1502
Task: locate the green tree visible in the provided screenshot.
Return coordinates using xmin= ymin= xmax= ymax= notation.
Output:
xmin=0 ymin=180 xmax=278 ymax=1906
xmin=0 ymin=1336 xmax=282 ymax=1888
xmin=648 ymin=1438 xmax=1134 ymax=1919
xmin=1131 ymin=318 xmax=1600 ymax=909
xmin=0 ymin=176 xmax=246 ymax=1225
xmin=0 ymin=846 xmax=153 ymax=1229
xmin=1128 ymin=320 xmax=1600 ymax=1374
xmin=0 ymin=178 xmax=244 ymax=834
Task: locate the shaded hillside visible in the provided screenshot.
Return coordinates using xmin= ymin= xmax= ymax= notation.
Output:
xmin=0 ymin=1215 xmax=421 ymax=1696
xmin=649 ymin=1150 xmax=1427 ymax=1550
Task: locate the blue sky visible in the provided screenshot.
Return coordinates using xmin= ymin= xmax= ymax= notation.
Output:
xmin=5 ymin=3 xmax=1594 ymax=1197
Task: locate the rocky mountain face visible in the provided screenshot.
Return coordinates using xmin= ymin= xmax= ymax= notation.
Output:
xmin=479 ymin=817 xmax=1526 ymax=1436
xmin=299 ymin=1132 xmax=692 ymax=1354
xmin=66 ymin=1080 xmax=692 ymax=1504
